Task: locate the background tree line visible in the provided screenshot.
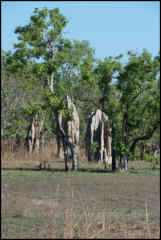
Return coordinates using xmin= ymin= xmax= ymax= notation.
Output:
xmin=1 ymin=7 xmax=160 ymax=171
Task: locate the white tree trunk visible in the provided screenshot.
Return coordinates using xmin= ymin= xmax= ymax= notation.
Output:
xmin=120 ymin=155 xmax=128 ymax=172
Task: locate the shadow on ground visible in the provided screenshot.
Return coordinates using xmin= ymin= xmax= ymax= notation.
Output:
xmin=2 ymin=166 xmax=159 ymax=174
xmin=1 ymin=167 xmax=113 ymax=173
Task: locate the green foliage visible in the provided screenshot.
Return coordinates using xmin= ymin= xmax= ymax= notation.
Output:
xmin=23 ymin=105 xmax=44 ymax=121
xmin=95 ymin=56 xmax=122 ymax=119
xmin=119 ymin=142 xmax=130 ymax=156
xmin=42 ymin=90 xmax=61 ymax=110
xmin=90 ymin=141 xmax=99 ymax=153
xmin=7 ymin=7 xmax=97 ymax=144
xmin=133 ymin=146 xmax=140 ymax=161
xmin=94 ymin=50 xmax=160 ymax=163
xmin=4 ymin=120 xmax=27 ymax=140
xmin=113 ymin=141 xmax=130 ymax=159
xmin=59 ymin=109 xmax=73 ymax=121
xmin=1 ymin=49 xmax=42 ymax=139
xmin=144 ymin=153 xmax=154 ymax=162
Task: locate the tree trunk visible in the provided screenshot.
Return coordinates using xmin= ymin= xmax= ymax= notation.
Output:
xmin=56 ymin=113 xmax=77 ymax=171
xmin=140 ymin=143 xmax=145 ymax=161
xmin=120 ymin=155 xmax=128 ymax=172
xmin=122 ymin=113 xmax=128 ymax=143
xmin=56 ymin=135 xmax=64 ymax=159
xmin=112 ymin=124 xmax=116 ymax=172
xmin=64 ymin=137 xmax=77 ymax=170
xmin=62 ymin=139 xmax=69 ymax=171
xmin=120 ymin=106 xmax=129 ymax=171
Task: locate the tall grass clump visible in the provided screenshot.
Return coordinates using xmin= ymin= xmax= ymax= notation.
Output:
xmin=42 ymin=188 xmax=160 ymax=239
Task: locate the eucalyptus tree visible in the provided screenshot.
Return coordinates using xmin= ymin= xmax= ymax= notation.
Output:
xmin=116 ymin=50 xmax=160 ymax=170
xmin=93 ymin=50 xmax=160 ymax=172
xmin=12 ymin=7 xmax=95 ymax=170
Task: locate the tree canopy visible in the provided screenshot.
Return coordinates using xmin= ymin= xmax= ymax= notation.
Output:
xmin=1 ymin=7 xmax=160 ymax=171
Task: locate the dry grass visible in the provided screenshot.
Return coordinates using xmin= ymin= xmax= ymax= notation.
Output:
xmin=1 ymin=139 xmax=61 ymax=169
xmin=41 ymin=188 xmax=160 ymax=239
xmin=2 ymin=187 xmax=159 ymax=239
xmin=1 ymin=141 xmax=160 ymax=239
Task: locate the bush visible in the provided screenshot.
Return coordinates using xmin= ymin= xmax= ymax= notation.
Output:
xmin=144 ymin=153 xmax=154 ymax=162
xmin=133 ymin=146 xmax=140 ymax=161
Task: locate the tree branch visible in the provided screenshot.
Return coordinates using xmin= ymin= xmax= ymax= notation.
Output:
xmin=133 ymin=100 xmax=153 ymax=129
xmin=130 ymin=120 xmax=160 ymax=154
xmin=81 ymin=99 xmax=103 ymax=112
xmin=113 ymin=91 xmax=122 ymax=102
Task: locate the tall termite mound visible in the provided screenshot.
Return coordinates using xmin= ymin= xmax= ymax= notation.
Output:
xmin=57 ymin=95 xmax=79 ymax=159
xmin=85 ymin=109 xmax=112 ymax=164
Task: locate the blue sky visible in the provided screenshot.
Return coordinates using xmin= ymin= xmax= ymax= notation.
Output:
xmin=2 ymin=1 xmax=160 ymax=62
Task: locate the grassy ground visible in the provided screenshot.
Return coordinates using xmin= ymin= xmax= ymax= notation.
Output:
xmin=1 ymin=151 xmax=160 ymax=239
